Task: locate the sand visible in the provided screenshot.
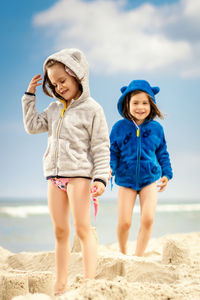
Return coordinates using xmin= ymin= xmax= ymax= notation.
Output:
xmin=0 ymin=231 xmax=200 ymax=300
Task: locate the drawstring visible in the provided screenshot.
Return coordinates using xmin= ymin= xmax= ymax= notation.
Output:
xmin=110 ymin=176 xmax=114 ymax=190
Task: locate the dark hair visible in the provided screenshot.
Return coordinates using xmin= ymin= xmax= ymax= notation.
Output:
xmin=122 ymin=90 xmax=164 ymax=121
xmin=42 ymin=59 xmax=82 ymax=100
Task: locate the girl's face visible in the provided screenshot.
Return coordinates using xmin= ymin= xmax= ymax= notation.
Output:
xmin=47 ymin=63 xmax=81 ymax=101
xmin=129 ymin=92 xmax=151 ymax=125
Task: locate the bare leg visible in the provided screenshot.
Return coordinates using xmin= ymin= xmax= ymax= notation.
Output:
xmin=117 ymin=186 xmax=137 ymax=254
xmin=67 ymin=178 xmax=97 ymax=279
xmin=135 ymin=182 xmax=157 ymax=256
xmin=48 ymin=181 xmax=70 ymax=294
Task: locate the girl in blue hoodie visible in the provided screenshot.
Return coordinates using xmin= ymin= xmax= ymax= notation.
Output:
xmin=110 ymin=80 xmax=173 ymax=256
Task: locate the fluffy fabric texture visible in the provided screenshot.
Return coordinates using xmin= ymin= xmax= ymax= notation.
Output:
xmin=110 ymin=119 xmax=173 ymax=191
xmin=118 ymin=79 xmax=160 ymax=117
xmin=110 ymin=79 xmax=172 ymax=190
xmin=22 ymin=48 xmax=110 ymax=184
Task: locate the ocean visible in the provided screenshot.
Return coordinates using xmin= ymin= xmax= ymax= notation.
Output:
xmin=0 ymin=197 xmax=200 ymax=253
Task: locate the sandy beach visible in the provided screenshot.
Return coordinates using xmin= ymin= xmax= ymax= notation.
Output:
xmin=0 ymin=231 xmax=200 ymax=300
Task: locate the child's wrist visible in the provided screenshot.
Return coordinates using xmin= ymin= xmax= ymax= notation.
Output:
xmin=93 ymin=178 xmax=106 ymax=187
xmin=27 ymin=86 xmax=36 ymax=94
xmin=25 ymin=91 xmax=36 ymax=96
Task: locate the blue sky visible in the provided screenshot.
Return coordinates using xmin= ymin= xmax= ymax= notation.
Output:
xmin=0 ymin=0 xmax=199 ymax=200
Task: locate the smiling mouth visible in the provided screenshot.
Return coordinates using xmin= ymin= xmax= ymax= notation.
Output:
xmin=60 ymin=90 xmax=68 ymax=95
xmin=136 ymin=112 xmax=145 ymax=115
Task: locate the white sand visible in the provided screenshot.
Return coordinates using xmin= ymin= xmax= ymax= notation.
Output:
xmin=0 ymin=232 xmax=200 ymax=300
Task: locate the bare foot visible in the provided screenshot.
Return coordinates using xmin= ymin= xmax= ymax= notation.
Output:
xmin=54 ymin=282 xmax=67 ymax=296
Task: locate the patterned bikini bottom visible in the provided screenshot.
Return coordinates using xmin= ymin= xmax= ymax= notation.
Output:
xmin=49 ymin=178 xmax=70 ymax=192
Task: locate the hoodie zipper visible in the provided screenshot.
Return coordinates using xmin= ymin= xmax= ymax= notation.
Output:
xmin=132 ymin=119 xmax=141 ymax=190
xmin=55 ymin=100 xmax=71 ymax=174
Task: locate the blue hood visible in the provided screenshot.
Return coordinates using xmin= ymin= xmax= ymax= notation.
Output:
xmin=117 ymin=79 xmax=160 ymax=117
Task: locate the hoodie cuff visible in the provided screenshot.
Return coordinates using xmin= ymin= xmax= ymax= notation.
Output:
xmin=93 ymin=178 xmax=106 ymax=187
xmin=25 ymin=92 xmax=36 ymax=96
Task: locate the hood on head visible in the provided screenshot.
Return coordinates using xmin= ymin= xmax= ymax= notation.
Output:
xmin=117 ymin=79 xmax=160 ymax=117
xmin=43 ymin=48 xmax=90 ymax=100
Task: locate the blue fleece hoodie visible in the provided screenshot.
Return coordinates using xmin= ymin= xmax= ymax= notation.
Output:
xmin=110 ymin=80 xmax=173 ymax=191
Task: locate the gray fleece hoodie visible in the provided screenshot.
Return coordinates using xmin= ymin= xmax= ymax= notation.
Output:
xmin=22 ymin=48 xmax=110 ymax=184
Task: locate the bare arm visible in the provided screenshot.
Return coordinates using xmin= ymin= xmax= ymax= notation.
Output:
xmin=22 ymin=74 xmax=48 ymax=134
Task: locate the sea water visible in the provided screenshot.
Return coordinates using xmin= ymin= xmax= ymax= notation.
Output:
xmin=0 ymin=197 xmax=200 ymax=253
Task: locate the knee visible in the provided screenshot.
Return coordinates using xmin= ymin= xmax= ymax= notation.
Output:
xmin=141 ymin=216 xmax=154 ymax=229
xmin=54 ymin=226 xmax=70 ymax=242
xmin=75 ymin=223 xmax=90 ymax=240
xmin=118 ymin=221 xmax=131 ymax=232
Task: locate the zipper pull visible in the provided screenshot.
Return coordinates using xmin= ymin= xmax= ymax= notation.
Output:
xmin=132 ymin=119 xmax=140 ymax=137
xmin=60 ymin=99 xmax=68 ymax=118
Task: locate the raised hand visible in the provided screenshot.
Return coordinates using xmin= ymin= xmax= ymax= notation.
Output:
xmin=27 ymin=74 xmax=42 ymax=94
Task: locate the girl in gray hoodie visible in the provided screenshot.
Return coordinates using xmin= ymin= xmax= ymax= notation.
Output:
xmin=22 ymin=48 xmax=110 ymax=295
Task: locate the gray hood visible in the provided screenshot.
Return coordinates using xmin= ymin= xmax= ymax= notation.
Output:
xmin=43 ymin=48 xmax=90 ymax=102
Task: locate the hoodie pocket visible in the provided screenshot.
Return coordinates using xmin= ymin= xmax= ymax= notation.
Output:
xmin=149 ymin=162 xmax=161 ymax=178
xmin=43 ymin=144 xmax=50 ymax=160
xmin=43 ymin=140 xmax=56 ymax=171
xmin=117 ymin=161 xmax=137 ymax=180
xmin=139 ymin=161 xmax=150 ymax=180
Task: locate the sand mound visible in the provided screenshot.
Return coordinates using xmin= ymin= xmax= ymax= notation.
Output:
xmin=162 ymin=238 xmax=191 ymax=265
xmin=7 ymin=252 xmax=55 ymax=273
xmin=0 ymin=232 xmax=200 ymax=299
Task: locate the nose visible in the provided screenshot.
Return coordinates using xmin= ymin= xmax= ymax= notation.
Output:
xmin=57 ymin=83 xmax=63 ymax=91
xmin=137 ymin=104 xmax=144 ymax=109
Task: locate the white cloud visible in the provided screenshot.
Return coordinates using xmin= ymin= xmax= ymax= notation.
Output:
xmin=183 ymin=0 xmax=200 ymax=20
xmin=33 ymin=0 xmax=200 ymax=77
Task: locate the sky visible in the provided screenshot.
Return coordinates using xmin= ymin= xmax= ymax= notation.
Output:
xmin=0 ymin=0 xmax=200 ymax=200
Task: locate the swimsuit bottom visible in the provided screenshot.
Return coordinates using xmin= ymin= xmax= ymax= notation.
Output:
xmin=49 ymin=177 xmax=70 ymax=192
